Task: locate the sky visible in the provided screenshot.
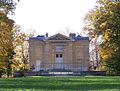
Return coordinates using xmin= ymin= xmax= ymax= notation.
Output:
xmin=9 ymin=0 xmax=97 ymax=36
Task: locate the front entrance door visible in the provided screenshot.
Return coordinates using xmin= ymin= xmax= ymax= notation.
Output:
xmin=55 ymin=53 xmax=64 ymax=69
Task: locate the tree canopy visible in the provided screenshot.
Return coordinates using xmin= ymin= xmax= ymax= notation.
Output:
xmin=84 ymin=0 xmax=120 ymax=75
xmin=0 ymin=0 xmax=19 ymax=15
xmin=0 ymin=0 xmax=22 ymax=77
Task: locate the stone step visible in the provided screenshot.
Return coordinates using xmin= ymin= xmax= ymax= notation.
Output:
xmin=50 ymin=69 xmax=72 ymax=72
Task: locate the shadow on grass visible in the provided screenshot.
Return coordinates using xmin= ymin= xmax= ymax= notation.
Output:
xmin=0 ymin=76 xmax=120 ymax=90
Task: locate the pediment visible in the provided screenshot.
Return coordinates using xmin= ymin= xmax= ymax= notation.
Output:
xmin=47 ymin=33 xmax=71 ymax=40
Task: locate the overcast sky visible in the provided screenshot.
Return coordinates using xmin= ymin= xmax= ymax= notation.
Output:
xmin=9 ymin=0 xmax=97 ymax=36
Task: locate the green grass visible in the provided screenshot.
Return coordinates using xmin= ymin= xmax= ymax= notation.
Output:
xmin=0 ymin=76 xmax=120 ymax=91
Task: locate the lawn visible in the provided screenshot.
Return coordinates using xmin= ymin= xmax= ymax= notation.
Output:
xmin=0 ymin=76 xmax=120 ymax=91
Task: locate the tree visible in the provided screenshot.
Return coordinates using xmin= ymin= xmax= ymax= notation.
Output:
xmin=0 ymin=0 xmax=20 ymax=16
xmin=0 ymin=24 xmax=33 ymax=77
xmin=13 ymin=25 xmax=34 ymax=77
xmin=84 ymin=0 xmax=120 ymax=75
xmin=0 ymin=0 xmax=19 ymax=77
xmin=0 ymin=16 xmax=15 ymax=77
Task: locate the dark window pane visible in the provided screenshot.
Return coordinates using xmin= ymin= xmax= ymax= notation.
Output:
xmin=60 ymin=54 xmax=62 ymax=58
xmin=56 ymin=54 xmax=59 ymax=58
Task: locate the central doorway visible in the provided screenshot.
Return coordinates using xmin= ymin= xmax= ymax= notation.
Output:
xmin=55 ymin=53 xmax=64 ymax=69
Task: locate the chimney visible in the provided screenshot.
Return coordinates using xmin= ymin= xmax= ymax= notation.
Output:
xmin=69 ymin=33 xmax=76 ymax=38
xmin=46 ymin=33 xmax=48 ymax=37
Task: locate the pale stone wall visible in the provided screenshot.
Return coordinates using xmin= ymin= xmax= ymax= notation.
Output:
xmin=29 ymin=40 xmax=45 ymax=71
xmin=29 ymin=39 xmax=89 ymax=71
xmin=44 ymin=44 xmax=55 ymax=69
xmin=73 ymin=40 xmax=89 ymax=71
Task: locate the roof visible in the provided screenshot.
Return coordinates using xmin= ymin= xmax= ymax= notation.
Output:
xmin=47 ymin=33 xmax=71 ymax=40
xmin=29 ymin=33 xmax=89 ymax=41
xmin=29 ymin=35 xmax=45 ymax=40
xmin=73 ymin=35 xmax=89 ymax=40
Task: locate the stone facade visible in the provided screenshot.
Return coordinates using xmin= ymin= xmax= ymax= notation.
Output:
xmin=29 ymin=33 xmax=89 ymax=72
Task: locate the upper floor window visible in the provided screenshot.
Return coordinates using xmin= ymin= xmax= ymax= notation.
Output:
xmin=55 ymin=46 xmax=63 ymax=52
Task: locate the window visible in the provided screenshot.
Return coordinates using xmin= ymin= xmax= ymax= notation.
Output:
xmin=60 ymin=54 xmax=62 ymax=57
xmin=56 ymin=46 xmax=63 ymax=52
xmin=56 ymin=54 xmax=63 ymax=58
xmin=56 ymin=54 xmax=59 ymax=58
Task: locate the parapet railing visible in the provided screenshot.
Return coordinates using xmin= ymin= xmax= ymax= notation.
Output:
xmin=32 ymin=63 xmax=85 ymax=72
